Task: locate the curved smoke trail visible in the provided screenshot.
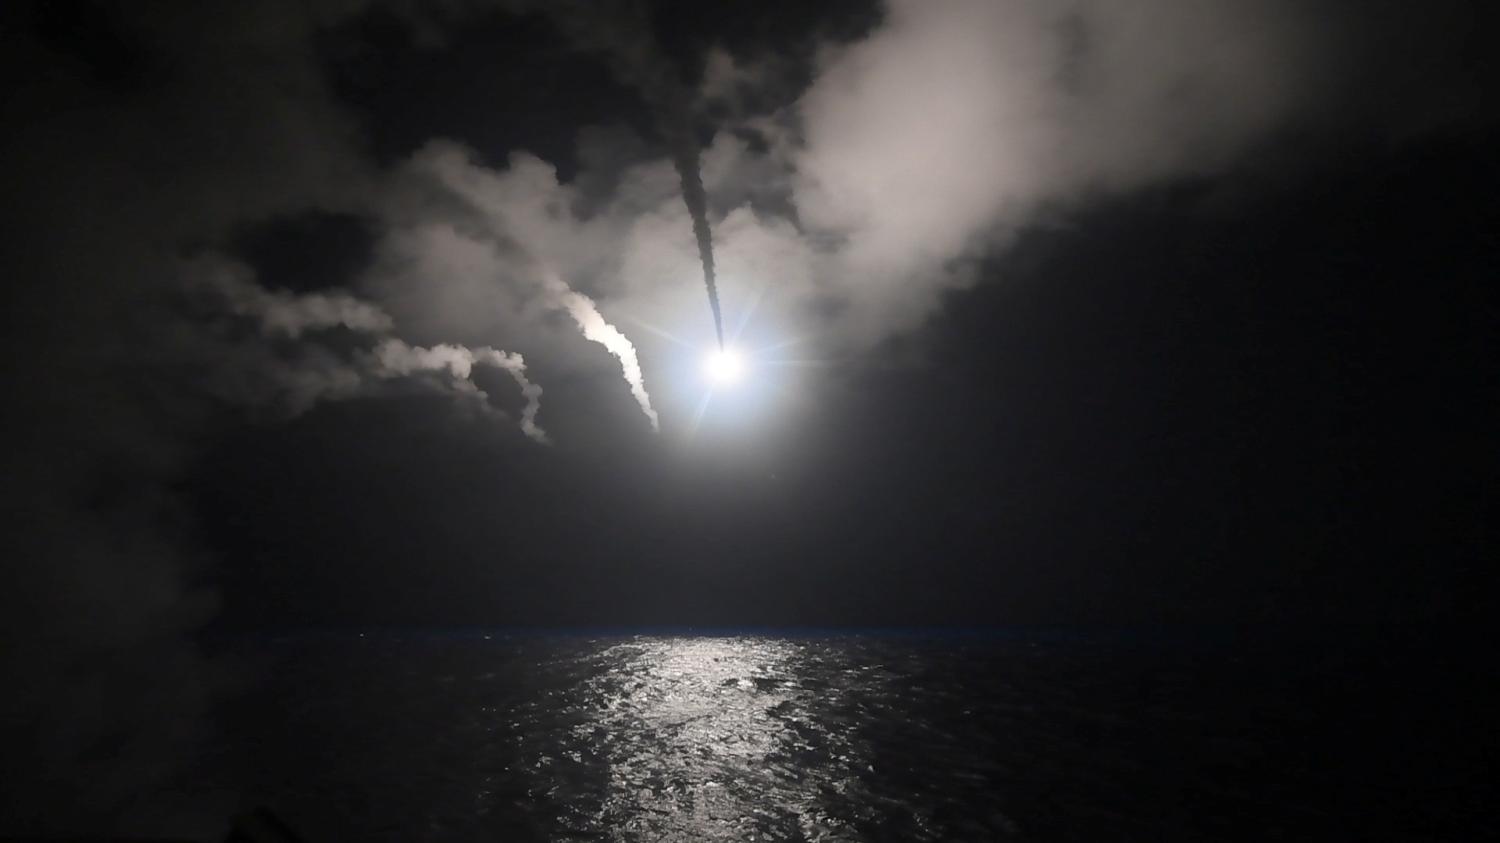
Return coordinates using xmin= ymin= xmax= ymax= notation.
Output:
xmin=539 ymin=0 xmax=724 ymax=348
xmin=202 ymin=260 xmax=550 ymax=443
xmin=372 ymin=340 xmax=550 ymax=443
xmin=664 ymin=111 xmax=724 ymax=348
xmin=547 ymin=277 xmax=659 ymax=431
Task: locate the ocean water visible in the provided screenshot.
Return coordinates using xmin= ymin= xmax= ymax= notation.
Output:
xmin=213 ymin=632 xmax=1484 ymax=842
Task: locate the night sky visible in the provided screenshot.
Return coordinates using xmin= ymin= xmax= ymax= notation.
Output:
xmin=2 ymin=0 xmax=1498 ymax=832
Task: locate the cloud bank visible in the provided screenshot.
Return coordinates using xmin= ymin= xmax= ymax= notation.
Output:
xmin=352 ymin=0 xmax=1476 ymax=365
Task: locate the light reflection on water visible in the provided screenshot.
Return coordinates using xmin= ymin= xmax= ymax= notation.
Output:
xmin=233 ymin=635 xmax=1029 ymax=841
xmin=578 ymin=638 xmax=870 ymax=840
xmin=233 ymin=633 xmax=1366 ymax=841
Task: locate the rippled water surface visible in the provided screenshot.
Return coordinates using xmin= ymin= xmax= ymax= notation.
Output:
xmin=217 ymin=633 xmax=1483 ymax=841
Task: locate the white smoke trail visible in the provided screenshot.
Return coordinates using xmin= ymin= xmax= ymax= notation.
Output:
xmin=530 ymin=0 xmax=725 ymax=347
xmin=207 ymin=268 xmax=393 ymax=337
xmin=480 ymin=349 xmax=548 ymax=445
xmin=194 ymin=258 xmax=548 ymax=443
xmin=372 ymin=339 xmax=550 ymax=444
xmin=549 ymin=279 xmax=659 ymax=431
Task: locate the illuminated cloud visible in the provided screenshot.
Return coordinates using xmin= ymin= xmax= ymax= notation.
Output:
xmin=191 ymin=255 xmax=549 ymax=442
xmin=373 ymin=339 xmax=550 ymax=444
xmin=208 ymin=268 xmax=394 ymax=337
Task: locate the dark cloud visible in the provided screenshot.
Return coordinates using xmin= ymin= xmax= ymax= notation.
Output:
xmin=234 ymin=211 xmax=378 ymax=295
xmin=1 ymin=0 xmax=374 ymax=830
xmin=0 ymin=0 xmax=533 ymax=832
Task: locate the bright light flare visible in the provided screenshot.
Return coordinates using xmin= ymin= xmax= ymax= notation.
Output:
xmin=702 ymin=347 xmax=745 ymax=386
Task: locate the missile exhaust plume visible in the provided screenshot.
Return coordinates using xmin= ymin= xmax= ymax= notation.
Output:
xmin=538 ymin=0 xmax=724 ymax=348
xmin=665 ymin=111 xmax=725 ymax=349
xmin=198 ymin=261 xmax=550 ymax=443
xmin=371 ymin=340 xmax=551 ymax=444
xmin=550 ymin=279 xmax=659 ymax=431
xmin=488 ymin=352 xmax=548 ymax=445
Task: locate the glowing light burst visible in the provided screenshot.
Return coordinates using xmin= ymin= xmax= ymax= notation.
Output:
xmin=624 ymin=279 xmax=827 ymax=436
xmin=701 ymin=347 xmax=746 ymax=386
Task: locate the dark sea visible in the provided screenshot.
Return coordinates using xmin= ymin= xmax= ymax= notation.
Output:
xmin=210 ymin=631 xmax=1488 ymax=842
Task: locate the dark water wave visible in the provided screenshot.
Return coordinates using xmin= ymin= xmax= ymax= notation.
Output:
xmin=214 ymin=633 xmax=1485 ymax=841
